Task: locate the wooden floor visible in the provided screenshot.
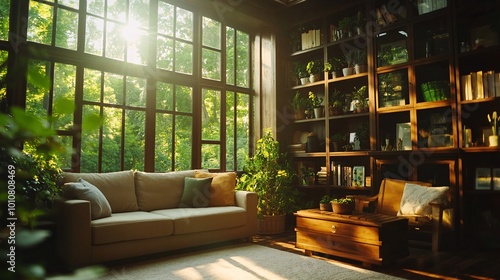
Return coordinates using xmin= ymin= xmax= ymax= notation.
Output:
xmin=253 ymin=229 xmax=500 ymax=280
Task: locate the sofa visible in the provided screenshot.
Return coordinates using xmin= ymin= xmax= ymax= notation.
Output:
xmin=54 ymin=169 xmax=258 ymax=267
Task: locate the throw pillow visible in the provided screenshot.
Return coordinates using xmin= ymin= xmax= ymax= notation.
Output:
xmin=398 ymin=183 xmax=449 ymax=217
xmin=194 ymin=171 xmax=236 ymax=206
xmin=63 ymin=178 xmax=112 ymax=220
xmin=179 ymin=177 xmax=213 ymax=208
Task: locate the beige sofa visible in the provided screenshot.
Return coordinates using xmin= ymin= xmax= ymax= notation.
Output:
xmin=55 ymin=170 xmax=257 ymax=267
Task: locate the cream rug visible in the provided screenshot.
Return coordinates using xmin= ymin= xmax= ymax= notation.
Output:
xmin=101 ymin=243 xmax=405 ymax=280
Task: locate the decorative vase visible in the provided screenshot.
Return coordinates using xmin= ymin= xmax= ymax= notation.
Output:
xmin=331 ymin=202 xmax=355 ymax=214
xmin=342 ymin=67 xmax=353 ymax=77
xmin=309 ymin=74 xmax=317 ymax=83
xmin=331 ymin=71 xmax=338 ymax=79
xmin=354 ymin=64 xmax=367 ymax=74
xmin=313 ymin=106 xmax=324 ymax=118
xmin=257 ymin=214 xmax=286 ymax=235
xmin=300 ymin=77 xmax=309 ymax=85
xmin=489 ymin=135 xmax=498 ymax=147
xmin=294 ymin=110 xmax=305 ymax=120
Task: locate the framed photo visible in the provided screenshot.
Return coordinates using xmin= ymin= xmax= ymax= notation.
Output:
xmin=475 ymin=168 xmax=492 ymax=190
xmin=493 ymin=168 xmax=500 ymax=191
xmin=396 ymin=122 xmax=411 ymax=150
xmin=352 ymin=166 xmax=365 ymax=187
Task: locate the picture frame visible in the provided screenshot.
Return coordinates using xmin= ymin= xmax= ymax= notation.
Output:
xmin=493 ymin=168 xmax=500 ymax=191
xmin=352 ymin=166 xmax=365 ymax=187
xmin=396 ymin=122 xmax=411 ymax=150
xmin=475 ymin=167 xmax=491 ymax=190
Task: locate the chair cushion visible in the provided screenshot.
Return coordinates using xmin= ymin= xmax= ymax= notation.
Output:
xmin=398 ymin=183 xmax=449 ymax=217
xmin=63 ymin=179 xmax=112 ymax=220
xmin=377 ymin=178 xmax=432 ymax=216
xmin=194 ymin=171 xmax=236 ymax=206
xmin=179 ymin=177 xmax=212 ymax=208
xmin=61 ymin=171 xmax=138 ymax=213
xmin=134 ymin=170 xmax=196 ymax=211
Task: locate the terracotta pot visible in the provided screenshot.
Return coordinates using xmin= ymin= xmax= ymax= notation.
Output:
xmin=319 ymin=203 xmax=332 ymax=211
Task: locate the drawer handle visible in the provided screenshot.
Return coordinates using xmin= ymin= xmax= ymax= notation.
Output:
xmin=331 ymin=225 xmax=337 ymax=233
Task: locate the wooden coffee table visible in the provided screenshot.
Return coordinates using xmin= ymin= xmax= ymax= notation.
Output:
xmin=295 ymin=209 xmax=409 ymax=267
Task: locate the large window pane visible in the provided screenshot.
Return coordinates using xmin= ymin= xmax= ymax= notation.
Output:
xmin=26 ymin=60 xmax=50 ymax=120
xmin=155 ymin=112 xmax=173 ymax=172
xmin=85 ymin=16 xmax=104 ymax=56
xmin=175 ymin=115 xmax=192 ymax=170
xmin=226 ymin=92 xmax=235 ymax=170
xmin=107 ymin=0 xmax=126 ymax=22
xmin=157 ymin=36 xmax=174 ymax=70
xmin=236 ymin=31 xmax=250 ymax=88
xmin=129 ymin=0 xmax=149 ymax=29
xmin=83 ymin=68 xmax=102 ymax=102
xmin=175 ymin=41 xmax=193 ymax=74
xmin=81 ymin=105 xmax=101 ymax=172
xmin=106 ymin=21 xmax=125 ymax=61
xmin=87 ymin=0 xmax=105 ymax=16
xmin=202 ymin=89 xmax=221 ymax=141
xmin=176 ymin=85 xmax=192 ymax=113
xmin=27 ymin=1 xmax=53 ymax=45
xmin=226 ymin=27 xmax=235 ymax=85
xmin=125 ymin=77 xmax=146 ymax=107
xmin=156 ymin=82 xmax=173 ymax=111
xmin=124 ymin=110 xmax=145 ymax=170
xmin=203 ymin=17 xmax=221 ymax=49
xmin=103 ymin=72 xmax=123 ymax=105
xmin=175 ymin=8 xmax=193 ymax=41
xmin=158 ymin=1 xmax=174 ymax=36
xmin=202 ymin=144 xmax=220 ymax=169
xmin=0 ymin=0 xmax=10 ymax=40
xmin=236 ymin=93 xmax=250 ymax=169
xmin=56 ymin=135 xmax=74 ymax=169
xmin=0 ymin=51 xmax=8 ymax=101
xmin=102 ymin=107 xmax=122 ymax=172
xmin=202 ymin=48 xmax=221 ymax=80
xmin=59 ymin=0 xmax=79 ymax=10
xmin=52 ymin=63 xmax=76 ymax=130
xmin=55 ymin=7 xmax=78 ymax=50
xmin=125 ymin=26 xmax=148 ymax=65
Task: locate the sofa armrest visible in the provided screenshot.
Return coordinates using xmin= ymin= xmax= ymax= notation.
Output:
xmin=54 ymin=199 xmax=92 ymax=267
xmin=235 ymin=190 xmax=258 ymax=237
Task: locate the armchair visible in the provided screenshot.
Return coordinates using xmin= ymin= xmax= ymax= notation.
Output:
xmin=349 ymin=178 xmax=452 ymax=253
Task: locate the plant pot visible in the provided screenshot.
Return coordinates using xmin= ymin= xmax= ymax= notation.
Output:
xmin=329 ymin=106 xmax=342 ymax=116
xmin=313 ymin=106 xmax=324 ymax=118
xmin=331 ymin=202 xmax=355 ymax=214
xmin=331 ymin=71 xmax=339 ymax=79
xmin=489 ymin=135 xmax=499 ymax=147
xmin=342 ymin=67 xmax=353 ymax=77
xmin=294 ymin=110 xmax=305 ymax=120
xmin=354 ymin=64 xmax=367 ymax=74
xmin=319 ymin=203 xmax=332 ymax=211
xmin=257 ymin=214 xmax=286 ymax=235
xmin=300 ymin=77 xmax=309 ymax=85
xmin=309 ymin=74 xmax=319 ymax=83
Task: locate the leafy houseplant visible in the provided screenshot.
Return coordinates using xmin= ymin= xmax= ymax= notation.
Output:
xmin=300 ymin=166 xmax=316 ymax=186
xmin=354 ymin=49 xmax=367 ymax=74
xmin=237 ymin=130 xmax=299 ymax=234
xmin=308 ymin=91 xmax=324 ymax=118
xmin=342 ymin=50 xmax=355 ymax=76
xmin=319 ymin=195 xmax=332 ymax=211
xmin=355 ymin=123 xmax=370 ymax=150
xmin=331 ymin=133 xmax=346 ymax=152
xmin=326 ymin=57 xmax=343 ymax=78
xmin=329 ymin=88 xmax=344 ymax=116
xmin=294 ymin=61 xmax=309 ymax=85
xmin=290 ymin=91 xmax=307 ymax=119
xmin=352 ymin=85 xmax=368 ymax=113
xmin=330 ymin=197 xmax=355 ymax=214
xmin=306 ymin=60 xmax=322 ymax=83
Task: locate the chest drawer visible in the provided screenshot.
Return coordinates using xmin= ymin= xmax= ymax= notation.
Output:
xmin=296 ymin=216 xmax=381 ymax=241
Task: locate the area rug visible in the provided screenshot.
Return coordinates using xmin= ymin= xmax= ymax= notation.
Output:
xmin=101 ymin=243 xmax=405 ymax=280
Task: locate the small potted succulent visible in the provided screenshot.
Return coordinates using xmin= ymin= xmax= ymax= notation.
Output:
xmin=330 ymin=197 xmax=355 ymax=214
xmin=319 ymin=195 xmax=332 ymax=211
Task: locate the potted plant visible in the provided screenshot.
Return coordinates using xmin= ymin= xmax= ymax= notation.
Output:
xmin=338 ymin=16 xmax=353 ymax=38
xmin=329 ymin=88 xmax=344 ymax=116
xmin=290 ymin=91 xmax=307 ymax=120
xmin=330 ymin=197 xmax=355 ymax=214
xmin=306 ymin=60 xmax=322 ymax=83
xmin=353 ymin=11 xmax=365 ymax=35
xmin=487 ymin=111 xmax=500 ymax=146
xmin=301 ymin=166 xmax=316 ymax=186
xmin=319 ymin=195 xmax=332 ymax=211
xmin=355 ymin=123 xmax=370 ymax=150
xmin=352 ymin=85 xmax=368 ymax=113
xmin=294 ymin=61 xmax=309 ymax=85
xmin=308 ymin=91 xmax=324 ymax=118
xmin=342 ymin=50 xmax=355 ymax=76
xmin=237 ymin=129 xmax=299 ymax=235
xmin=331 ymin=133 xmax=346 ymax=152
xmin=325 ymin=57 xmax=343 ymax=79
xmin=354 ymin=49 xmax=367 ymax=74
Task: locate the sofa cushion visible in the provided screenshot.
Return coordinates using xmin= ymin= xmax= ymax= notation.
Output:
xmin=63 ymin=179 xmax=112 ymax=220
xmin=61 ymin=171 xmax=138 ymax=213
xmin=91 ymin=212 xmax=174 ymax=245
xmin=151 ymin=207 xmax=246 ymax=235
xmin=194 ymin=171 xmax=236 ymax=206
xmin=398 ymin=183 xmax=449 ymax=217
xmin=179 ymin=177 xmax=212 ymax=208
xmin=134 ymin=170 xmax=197 ymax=211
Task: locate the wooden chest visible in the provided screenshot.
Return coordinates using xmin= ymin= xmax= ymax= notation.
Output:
xmin=295 ymin=209 xmax=409 ymax=267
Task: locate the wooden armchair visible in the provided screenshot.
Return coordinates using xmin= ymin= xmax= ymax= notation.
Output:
xmin=349 ymin=178 xmax=452 ymax=253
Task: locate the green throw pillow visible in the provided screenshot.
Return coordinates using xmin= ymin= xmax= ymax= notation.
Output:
xmin=179 ymin=177 xmax=212 ymax=208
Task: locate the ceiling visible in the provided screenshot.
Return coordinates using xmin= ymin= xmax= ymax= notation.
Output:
xmin=272 ymin=0 xmax=307 ymax=6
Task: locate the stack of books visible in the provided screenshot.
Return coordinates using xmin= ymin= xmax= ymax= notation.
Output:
xmin=301 ymin=29 xmax=321 ymax=50
xmin=461 ymin=70 xmax=500 ymax=101
xmin=316 ymin=167 xmax=327 ymax=185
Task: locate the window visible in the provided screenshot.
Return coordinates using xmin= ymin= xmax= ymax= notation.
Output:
xmin=4 ymin=1 xmax=253 ymax=172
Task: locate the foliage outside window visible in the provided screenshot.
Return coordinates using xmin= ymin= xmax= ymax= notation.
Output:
xmin=5 ymin=0 xmax=252 ymax=172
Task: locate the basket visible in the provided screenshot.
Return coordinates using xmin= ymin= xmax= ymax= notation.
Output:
xmin=257 ymin=214 xmax=286 ymax=235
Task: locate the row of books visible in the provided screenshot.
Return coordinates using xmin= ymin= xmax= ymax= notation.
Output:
xmin=301 ymin=29 xmax=321 ymax=50
xmin=461 ymin=71 xmax=500 ymax=101
xmin=331 ymin=163 xmax=367 ymax=187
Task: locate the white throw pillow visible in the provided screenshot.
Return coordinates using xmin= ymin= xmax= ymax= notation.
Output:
xmin=398 ymin=183 xmax=449 ymax=217
xmin=63 ymin=178 xmax=112 ymax=220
